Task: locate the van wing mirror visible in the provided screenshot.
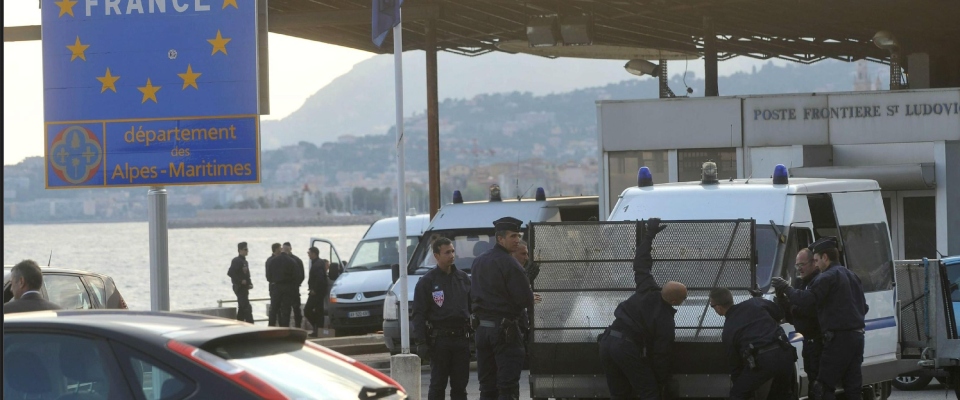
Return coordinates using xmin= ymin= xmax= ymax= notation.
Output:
xmin=391 ymin=264 xmax=400 ymax=284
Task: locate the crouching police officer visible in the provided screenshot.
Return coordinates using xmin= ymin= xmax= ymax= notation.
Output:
xmin=598 ymin=218 xmax=686 ymax=400
xmin=710 ymin=287 xmax=796 ymax=400
xmin=772 ymin=237 xmax=868 ymax=400
xmin=471 ymin=217 xmax=535 ymax=400
xmin=413 ymin=238 xmax=472 ymax=400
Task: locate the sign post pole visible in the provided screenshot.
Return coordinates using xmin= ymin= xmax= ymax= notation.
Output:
xmin=148 ymin=186 xmax=170 ymax=311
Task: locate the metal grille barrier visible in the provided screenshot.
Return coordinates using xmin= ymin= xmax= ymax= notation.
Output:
xmin=529 ymin=220 xmax=757 ymax=344
xmin=895 ymin=261 xmax=929 ymax=357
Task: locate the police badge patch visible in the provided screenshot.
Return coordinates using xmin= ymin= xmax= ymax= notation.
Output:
xmin=432 ymin=290 xmax=444 ymax=307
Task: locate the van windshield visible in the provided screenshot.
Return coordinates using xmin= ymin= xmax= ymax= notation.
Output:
xmin=756 ymin=225 xmax=782 ymax=289
xmin=411 ymin=229 xmax=499 ymax=274
xmin=347 ymin=237 xmax=419 ymax=271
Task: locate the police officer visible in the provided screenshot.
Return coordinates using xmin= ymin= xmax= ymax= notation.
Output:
xmin=227 ymin=242 xmax=254 ymax=323
xmin=710 ymin=287 xmax=796 ymax=400
xmin=305 ymin=247 xmax=330 ymax=337
xmin=471 ymin=216 xmax=534 ymax=400
xmin=413 ymin=238 xmax=472 ymax=400
xmin=598 ymin=218 xmax=685 ymax=400
xmin=266 ymin=242 xmax=297 ymax=327
xmin=283 ymin=242 xmax=306 ymax=329
xmin=775 ymin=248 xmax=822 ymax=395
xmin=772 ymin=237 xmax=868 ymax=400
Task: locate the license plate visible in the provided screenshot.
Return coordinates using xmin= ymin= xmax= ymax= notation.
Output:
xmin=348 ymin=310 xmax=371 ymax=318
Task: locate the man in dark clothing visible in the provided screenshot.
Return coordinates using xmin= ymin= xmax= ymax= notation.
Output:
xmin=711 ymin=287 xmax=796 ymax=400
xmin=471 ymin=216 xmax=535 ymax=400
xmin=227 ymin=242 xmax=254 ymax=323
xmin=414 ymin=238 xmax=472 ymax=400
xmin=772 ymin=237 xmax=868 ymax=400
xmin=3 ymin=260 xmax=62 ymax=314
xmin=598 ymin=218 xmax=685 ymax=400
xmin=305 ymin=248 xmax=329 ymax=337
xmin=776 ymin=248 xmax=822 ymax=395
xmin=266 ymin=242 xmax=297 ymax=327
xmin=283 ymin=242 xmax=306 ymax=329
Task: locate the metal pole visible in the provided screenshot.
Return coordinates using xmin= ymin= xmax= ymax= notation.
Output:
xmin=703 ymin=16 xmax=719 ymax=97
xmin=394 ymin=19 xmax=411 ymax=355
xmin=426 ymin=18 xmax=441 ymax=219
xmin=147 ymin=186 xmax=170 ymax=311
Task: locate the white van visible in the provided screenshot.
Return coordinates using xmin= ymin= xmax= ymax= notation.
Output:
xmin=311 ymin=214 xmax=430 ymax=335
xmin=381 ymin=191 xmax=599 ymax=353
xmin=598 ymin=165 xmax=899 ymax=398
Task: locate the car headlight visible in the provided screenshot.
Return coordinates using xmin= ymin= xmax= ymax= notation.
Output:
xmin=383 ymin=292 xmax=398 ymax=320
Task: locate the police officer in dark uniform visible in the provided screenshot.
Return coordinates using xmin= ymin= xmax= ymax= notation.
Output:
xmin=267 ymin=242 xmax=297 ymax=327
xmin=266 ymin=243 xmax=281 ymax=326
xmin=413 ymin=237 xmax=472 ymax=400
xmin=471 ymin=217 xmax=534 ymax=400
xmin=305 ymin=247 xmax=329 ymax=337
xmin=598 ymin=218 xmax=685 ymax=399
xmin=283 ymin=242 xmax=306 ymax=329
xmin=772 ymin=237 xmax=868 ymax=400
xmin=710 ymin=287 xmax=796 ymax=400
xmin=775 ymin=248 xmax=822 ymax=395
xmin=227 ymin=242 xmax=254 ymax=323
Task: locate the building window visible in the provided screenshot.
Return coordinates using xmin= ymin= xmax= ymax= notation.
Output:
xmin=677 ymin=148 xmax=737 ymax=182
xmin=607 ymin=150 xmax=669 ymax=210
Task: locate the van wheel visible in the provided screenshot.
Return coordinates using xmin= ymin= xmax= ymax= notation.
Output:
xmin=891 ymin=375 xmax=931 ymax=390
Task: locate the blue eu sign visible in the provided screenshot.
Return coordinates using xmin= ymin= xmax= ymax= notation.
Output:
xmin=42 ymin=0 xmax=260 ymax=188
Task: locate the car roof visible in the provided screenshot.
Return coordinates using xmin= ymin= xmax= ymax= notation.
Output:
xmin=3 ymin=264 xmax=113 ymax=279
xmin=3 ymin=310 xmax=304 ymax=348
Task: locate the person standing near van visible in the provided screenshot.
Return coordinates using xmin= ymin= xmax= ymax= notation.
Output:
xmin=598 ymin=218 xmax=685 ymax=400
xmin=710 ymin=287 xmax=796 ymax=400
xmin=227 ymin=242 xmax=254 ymax=323
xmin=772 ymin=237 xmax=868 ymax=400
xmin=267 ymin=243 xmax=297 ymax=327
xmin=283 ymin=242 xmax=306 ymax=329
xmin=414 ymin=238 xmax=472 ymax=400
xmin=471 ymin=216 xmax=534 ymax=400
xmin=305 ymin=248 xmax=329 ymax=337
xmin=775 ymin=248 xmax=821 ymax=395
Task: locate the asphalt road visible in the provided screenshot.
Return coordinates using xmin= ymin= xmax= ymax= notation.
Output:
xmin=416 ymin=370 xmax=958 ymax=400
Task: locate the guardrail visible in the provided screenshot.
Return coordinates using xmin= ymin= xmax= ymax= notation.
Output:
xmin=217 ymin=297 xmax=271 ymax=324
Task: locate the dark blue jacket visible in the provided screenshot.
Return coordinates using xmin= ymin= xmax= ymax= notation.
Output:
xmin=780 ymin=271 xmax=821 ymax=339
xmin=308 ymin=258 xmax=329 ymax=294
xmin=608 ymin=231 xmax=676 ymax=385
xmin=470 ymin=244 xmax=534 ymax=320
xmin=784 ymin=262 xmax=868 ymax=333
xmin=227 ymin=255 xmax=249 ymax=286
xmin=266 ymin=253 xmax=296 ymax=285
xmin=721 ymin=297 xmax=786 ymax=379
xmin=412 ymin=264 xmax=471 ymax=342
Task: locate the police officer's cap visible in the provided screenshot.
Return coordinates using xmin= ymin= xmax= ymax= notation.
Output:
xmin=493 ymin=217 xmax=523 ymax=232
xmin=238 ymin=242 xmax=248 ymax=250
xmin=808 ymin=236 xmax=838 ymax=254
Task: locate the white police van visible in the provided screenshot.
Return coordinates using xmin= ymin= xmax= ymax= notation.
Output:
xmin=381 ymin=189 xmax=599 ymax=353
xmin=601 ymin=164 xmax=899 ymax=398
xmin=311 ymin=214 xmax=430 ymax=335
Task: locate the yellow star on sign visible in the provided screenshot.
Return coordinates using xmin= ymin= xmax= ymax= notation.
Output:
xmin=222 ymin=0 xmax=238 ymax=9
xmin=55 ymin=0 xmax=78 ymax=17
xmin=96 ymin=68 xmax=120 ymax=93
xmin=177 ymin=64 xmax=202 ymax=90
xmin=137 ymin=78 xmax=161 ymax=103
xmin=207 ymin=30 xmax=231 ymax=55
xmin=66 ymin=36 xmax=89 ymax=61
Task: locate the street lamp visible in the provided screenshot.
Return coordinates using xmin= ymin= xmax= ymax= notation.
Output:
xmin=873 ymin=31 xmax=904 ymax=90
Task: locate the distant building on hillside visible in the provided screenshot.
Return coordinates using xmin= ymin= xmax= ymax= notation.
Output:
xmin=854 ymin=60 xmax=881 ymax=91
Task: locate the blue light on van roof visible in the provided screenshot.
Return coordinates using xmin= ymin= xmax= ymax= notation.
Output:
xmin=773 ymin=164 xmax=789 ymax=185
xmin=453 ymin=190 xmax=463 ymax=204
xmin=637 ymin=166 xmax=653 ymax=187
xmin=535 ymin=187 xmax=546 ymax=201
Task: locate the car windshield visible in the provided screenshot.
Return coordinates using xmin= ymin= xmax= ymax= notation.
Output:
xmin=209 ymin=341 xmax=400 ymax=399
xmin=411 ymin=229 xmax=499 ymax=274
xmin=348 ymin=237 xmax=419 ymax=271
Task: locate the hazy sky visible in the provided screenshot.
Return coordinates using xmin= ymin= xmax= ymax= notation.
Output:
xmin=3 ymin=1 xmax=784 ymax=165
